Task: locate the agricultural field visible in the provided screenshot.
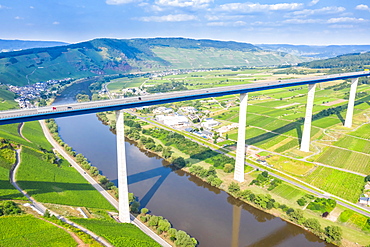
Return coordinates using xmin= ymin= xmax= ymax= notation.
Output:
xmin=0 ymin=215 xmax=78 ymax=246
xmin=266 ymin=156 xmax=315 ymax=176
xmin=16 ymin=147 xmax=115 ymax=210
xmin=349 ymin=124 xmax=370 ymax=140
xmin=22 ymin=121 xmax=53 ymax=150
xmin=334 ymin=135 xmax=370 ymax=153
xmin=299 ymin=166 xmax=364 ymax=203
xmin=315 ymin=146 xmax=370 ymax=174
xmin=72 ymin=218 xmax=161 ymax=247
xmin=0 ymin=167 xmax=25 ymax=200
xmin=271 ymin=183 xmax=306 ymax=201
xmin=338 ymin=210 xmax=370 ymax=232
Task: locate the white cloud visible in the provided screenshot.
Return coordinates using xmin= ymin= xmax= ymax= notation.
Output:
xmin=205 ymin=15 xmax=244 ymax=21
xmin=308 ymin=0 xmax=319 ymax=6
xmin=356 ymin=4 xmax=370 ymax=11
xmin=327 ymin=17 xmax=367 ymax=23
xmin=138 ymin=14 xmax=198 ymax=22
xmin=15 ymin=16 xmax=23 ymax=20
xmin=329 ymin=24 xmax=354 ymax=29
xmin=106 ymin=0 xmax=136 ymax=5
xmin=30 ymin=6 xmax=34 ymax=9
xmin=217 ymin=2 xmax=303 ymax=13
xmin=53 ymin=21 xmax=60 ymax=25
xmin=284 ymin=18 xmax=323 ymax=24
xmin=290 ymin=6 xmax=345 ymax=17
xmin=155 ymin=0 xmax=213 ymax=8
xmin=206 ymin=21 xmax=247 ymax=26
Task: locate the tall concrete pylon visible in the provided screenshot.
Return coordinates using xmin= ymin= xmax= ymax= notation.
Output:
xmin=116 ymin=110 xmax=130 ymax=223
xmin=344 ymin=78 xmax=359 ymax=128
xmin=300 ymin=84 xmax=316 ymax=152
xmin=234 ymin=93 xmax=248 ymax=182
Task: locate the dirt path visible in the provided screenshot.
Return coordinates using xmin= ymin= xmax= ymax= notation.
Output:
xmin=18 ymin=122 xmax=31 ymax=142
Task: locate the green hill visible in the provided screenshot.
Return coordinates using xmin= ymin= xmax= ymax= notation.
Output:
xmin=0 ymin=37 xmax=308 ymax=86
xmin=299 ymin=51 xmax=370 ymax=69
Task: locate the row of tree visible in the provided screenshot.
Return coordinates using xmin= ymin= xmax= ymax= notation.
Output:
xmin=227 ymin=178 xmax=343 ymax=244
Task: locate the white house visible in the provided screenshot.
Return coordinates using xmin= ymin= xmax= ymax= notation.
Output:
xmin=359 ymin=197 xmax=370 ymax=206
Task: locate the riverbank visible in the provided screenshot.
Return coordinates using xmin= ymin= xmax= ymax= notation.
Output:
xmin=96 ymin=110 xmax=370 ymax=247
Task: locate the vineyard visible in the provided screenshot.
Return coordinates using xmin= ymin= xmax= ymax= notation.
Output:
xmin=0 ymin=215 xmax=77 ymax=246
xmin=72 ymin=218 xmax=161 ymax=247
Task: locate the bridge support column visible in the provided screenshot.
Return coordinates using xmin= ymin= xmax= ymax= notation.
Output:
xmin=300 ymin=84 xmax=316 ymax=152
xmin=234 ymin=93 xmax=248 ymax=182
xmin=116 ymin=110 xmax=130 ymax=223
xmin=344 ymin=78 xmax=359 ymax=128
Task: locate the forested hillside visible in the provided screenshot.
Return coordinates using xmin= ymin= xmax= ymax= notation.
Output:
xmin=299 ymin=52 xmax=370 ymax=69
xmin=0 ymin=38 xmax=308 ymax=86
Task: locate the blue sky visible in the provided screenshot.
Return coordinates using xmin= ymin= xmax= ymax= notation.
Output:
xmin=0 ymin=0 xmax=369 ymax=45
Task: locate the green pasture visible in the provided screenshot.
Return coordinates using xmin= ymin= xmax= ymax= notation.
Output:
xmin=338 ymin=210 xmax=370 ymax=232
xmin=72 ymin=218 xmax=161 ymax=247
xmin=0 ymin=215 xmax=77 ymax=247
xmin=16 ymin=147 xmax=115 ymax=210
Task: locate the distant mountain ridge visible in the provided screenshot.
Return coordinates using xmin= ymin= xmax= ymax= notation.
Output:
xmin=0 ymin=39 xmax=68 ymax=53
xmin=0 ymin=37 xmax=309 ymax=86
xmin=256 ymin=44 xmax=370 ymax=59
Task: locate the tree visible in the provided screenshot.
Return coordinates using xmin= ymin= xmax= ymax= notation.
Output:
xmin=225 ymin=133 xmax=229 ymax=140
xmin=324 ymin=226 xmax=342 ymax=243
xmin=223 ymin=163 xmax=234 ymax=173
xmin=172 ymin=157 xmax=186 ymax=168
xmin=140 ymin=208 xmax=149 ymax=215
xmin=228 ymin=182 xmax=240 ymax=193
xmin=303 ymin=218 xmax=321 ymax=233
xmin=175 ymin=230 xmax=196 ymax=247
xmin=287 ymin=208 xmax=305 ymax=224
xmin=158 ymin=219 xmax=171 ymax=232
xmin=365 ymin=175 xmax=370 ymax=182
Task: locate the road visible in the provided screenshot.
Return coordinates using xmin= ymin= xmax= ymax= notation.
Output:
xmin=39 ymin=120 xmax=172 ymax=247
xmin=0 ymin=71 xmax=369 ymax=125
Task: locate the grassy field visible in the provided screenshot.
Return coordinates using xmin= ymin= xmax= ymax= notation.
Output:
xmin=299 ymin=166 xmax=364 ymax=203
xmin=16 ymin=147 xmax=115 ymax=210
xmin=0 ymin=215 xmax=77 ymax=246
xmin=266 ymin=156 xmax=315 ymax=176
xmin=22 ymin=121 xmax=53 ymax=150
xmin=72 ymin=218 xmax=161 ymax=247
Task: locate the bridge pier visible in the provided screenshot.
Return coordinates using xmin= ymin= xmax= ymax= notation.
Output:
xmin=344 ymin=78 xmax=359 ymax=128
xmin=234 ymin=93 xmax=248 ymax=182
xmin=300 ymin=84 xmax=316 ymax=152
xmin=116 ymin=110 xmax=130 ymax=223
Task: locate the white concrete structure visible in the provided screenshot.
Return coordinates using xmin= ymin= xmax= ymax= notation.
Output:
xmin=344 ymin=78 xmax=359 ymax=128
xmin=234 ymin=93 xmax=248 ymax=182
xmin=300 ymin=84 xmax=316 ymax=152
xmin=155 ymin=115 xmax=189 ymax=127
xmin=116 ymin=110 xmax=130 ymax=223
xmin=201 ymin=118 xmax=220 ymax=129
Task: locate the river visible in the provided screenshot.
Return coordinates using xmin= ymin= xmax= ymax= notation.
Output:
xmin=53 ymin=81 xmax=332 ymax=247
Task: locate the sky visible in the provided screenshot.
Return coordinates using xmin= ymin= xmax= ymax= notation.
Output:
xmin=0 ymin=0 xmax=369 ymax=45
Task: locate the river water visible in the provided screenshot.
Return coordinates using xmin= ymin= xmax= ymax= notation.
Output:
xmin=53 ymin=81 xmax=332 ymax=247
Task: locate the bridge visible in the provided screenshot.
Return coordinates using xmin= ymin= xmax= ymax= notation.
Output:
xmin=0 ymin=70 xmax=369 ymax=223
